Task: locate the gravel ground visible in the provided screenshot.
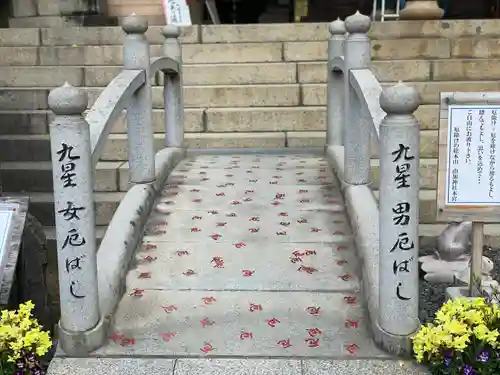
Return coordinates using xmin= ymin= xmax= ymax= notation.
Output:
xmin=418 ymin=245 xmax=500 ymax=324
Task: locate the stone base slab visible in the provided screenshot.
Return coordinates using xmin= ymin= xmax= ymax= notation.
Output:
xmin=48 ymin=358 xmax=429 ymax=375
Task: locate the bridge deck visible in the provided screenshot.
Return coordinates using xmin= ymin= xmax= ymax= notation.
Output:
xmin=96 ymin=154 xmax=388 ymax=358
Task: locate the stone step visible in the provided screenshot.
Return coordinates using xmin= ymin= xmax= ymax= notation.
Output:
xmin=0 ymin=133 xmax=286 ymax=162
xmin=0 ymin=38 xmax=487 ymax=67
xmin=302 ymin=81 xmax=500 ymax=106
xmin=9 ymin=16 xmax=91 ymax=29
xmin=0 ymin=108 xmax=205 ymax=134
xmin=284 ymin=38 xmax=500 ymax=62
xmin=0 ymin=105 xmax=438 ymax=135
xmin=0 ymin=110 xmax=49 ymax=135
xmin=0 ymin=28 xmax=40 ymax=47
xmin=0 ymin=85 xmax=303 ymax=109
xmin=1 ymin=58 xmax=499 ymax=87
xmin=297 ymin=59 xmax=500 ymax=84
xmin=9 ymin=20 xmax=500 ymax=47
xmin=4 ymin=191 xmax=123 ymax=226
xmin=286 ymin=130 xmax=437 ymax=158
xmin=0 ymin=130 xmax=438 ymax=162
xmin=0 ymin=161 xmax=125 ymax=192
xmin=2 ymin=80 xmax=496 ymax=110
xmin=48 ymin=358 xmax=428 ymax=375
xmin=5 ymin=23 xmax=200 ymax=45
xmin=1 ymin=157 xmax=439 ymax=194
xmin=84 ymin=59 xmax=498 ymax=87
xmin=198 ymin=20 xmax=500 ymax=43
xmin=199 ymin=106 xmax=438 ymax=132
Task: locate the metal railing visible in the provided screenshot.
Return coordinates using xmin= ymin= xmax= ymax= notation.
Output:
xmin=325 ymin=12 xmax=421 ymax=355
xmin=47 ymin=14 xmax=185 ymax=356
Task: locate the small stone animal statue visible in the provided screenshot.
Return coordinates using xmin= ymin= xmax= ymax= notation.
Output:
xmin=419 ymin=221 xmax=498 ymax=288
xmin=435 ymin=221 xmax=472 ymax=261
xmin=420 ymin=255 xmax=496 ymax=286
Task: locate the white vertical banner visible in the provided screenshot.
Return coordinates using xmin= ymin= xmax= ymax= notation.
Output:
xmin=163 ymin=0 xmax=192 ymax=26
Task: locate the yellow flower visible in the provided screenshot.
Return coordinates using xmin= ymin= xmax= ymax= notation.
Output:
xmin=442 ymin=319 xmax=469 ymax=336
xmin=473 ymin=324 xmax=499 ymax=347
xmin=17 ymin=301 xmax=34 ymax=319
xmin=412 ymin=296 xmax=500 ymax=363
xmin=0 ymin=301 xmax=52 ymax=362
xmin=451 ymin=333 xmax=470 ymax=351
xmin=462 ymin=309 xmax=484 ymax=325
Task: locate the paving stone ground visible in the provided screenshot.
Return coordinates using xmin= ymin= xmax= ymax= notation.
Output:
xmin=97 ymin=154 xmax=389 ymax=358
xmin=50 ymin=153 xmax=431 ymax=374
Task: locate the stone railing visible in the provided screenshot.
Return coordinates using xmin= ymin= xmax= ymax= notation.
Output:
xmin=47 ymin=14 xmax=185 ymax=356
xmin=325 ymin=12 xmax=422 ymax=355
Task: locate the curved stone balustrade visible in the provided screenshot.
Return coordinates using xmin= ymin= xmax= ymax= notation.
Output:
xmin=325 ymin=11 xmax=423 ymax=355
xmin=47 ymin=13 xmax=185 ymax=356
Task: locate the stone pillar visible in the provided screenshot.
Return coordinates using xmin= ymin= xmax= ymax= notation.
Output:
xmin=48 ymin=83 xmax=105 ymax=355
xmin=399 ymin=0 xmax=444 ymax=20
xmin=326 ymin=18 xmax=346 ymax=148
xmin=378 ymin=82 xmax=421 ymax=337
xmin=162 ymin=25 xmax=185 ymax=149
xmin=343 ymin=11 xmax=371 ymax=185
xmin=122 ymin=14 xmax=156 ymax=184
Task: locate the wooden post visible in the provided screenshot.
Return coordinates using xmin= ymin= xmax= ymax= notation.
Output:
xmin=469 ymin=222 xmax=484 ymax=296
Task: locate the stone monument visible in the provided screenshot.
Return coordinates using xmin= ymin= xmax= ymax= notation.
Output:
xmin=419 ymin=221 xmax=498 ymax=289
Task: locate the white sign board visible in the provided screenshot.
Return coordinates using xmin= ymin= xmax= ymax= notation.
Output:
xmin=0 ymin=204 xmax=17 ymax=289
xmin=163 ymin=0 xmax=192 ymax=26
xmin=0 ymin=204 xmax=15 ymax=266
xmin=445 ymin=105 xmax=500 ymax=206
xmin=0 ymin=198 xmax=28 ymax=305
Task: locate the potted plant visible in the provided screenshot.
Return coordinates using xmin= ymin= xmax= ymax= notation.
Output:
xmin=0 ymin=301 xmax=52 ymax=375
xmin=412 ymin=296 xmax=500 ymax=374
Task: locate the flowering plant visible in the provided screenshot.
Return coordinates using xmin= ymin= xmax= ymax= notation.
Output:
xmin=0 ymin=301 xmax=52 ymax=375
xmin=412 ymin=297 xmax=500 ymax=375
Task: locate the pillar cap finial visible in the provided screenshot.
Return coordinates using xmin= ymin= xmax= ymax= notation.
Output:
xmin=329 ymin=18 xmax=346 ymax=35
xmin=122 ymin=13 xmax=148 ymax=34
xmin=345 ymin=11 xmax=371 ymax=34
xmin=162 ymin=25 xmax=181 ymax=39
xmin=380 ymin=82 xmax=421 ymax=115
xmin=48 ymin=82 xmax=88 ymax=115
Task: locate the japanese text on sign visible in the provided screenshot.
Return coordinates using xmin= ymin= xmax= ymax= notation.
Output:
xmin=163 ymin=0 xmax=192 ymax=26
xmin=56 ymin=143 xmax=87 ymax=300
xmin=446 ymin=105 xmax=500 ymax=206
xmin=390 ymin=143 xmax=415 ymax=301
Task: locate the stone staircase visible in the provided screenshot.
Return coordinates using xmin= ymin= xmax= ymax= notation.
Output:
xmin=1 ymin=19 xmax=500 ymax=249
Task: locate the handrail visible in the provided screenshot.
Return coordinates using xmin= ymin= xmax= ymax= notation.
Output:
xmin=329 ymin=55 xmax=345 ymax=72
xmin=87 ymin=69 xmax=146 ymax=166
xmin=348 ymin=69 xmax=385 ymax=141
xmin=87 ymin=55 xmax=181 ymax=171
xmin=325 ymin=13 xmax=422 ymax=356
xmin=150 ymin=56 xmax=180 ymax=75
xmin=47 ymin=15 xmax=185 ymax=357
